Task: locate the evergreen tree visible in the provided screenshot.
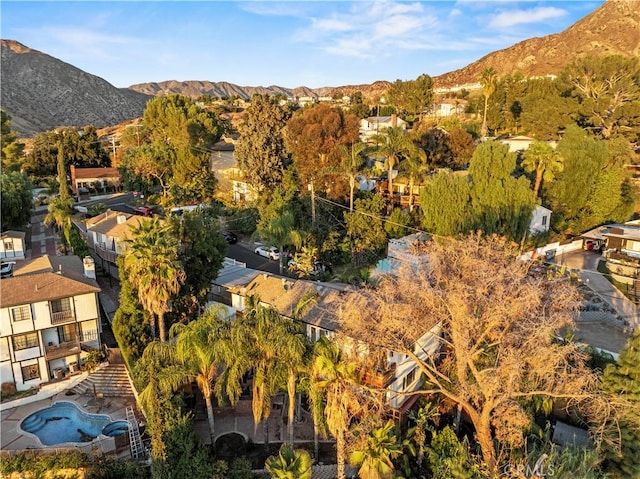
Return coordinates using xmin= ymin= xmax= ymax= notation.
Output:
xmin=1 ymin=110 xmax=25 ymax=172
xmin=0 ymin=171 xmax=33 ymax=230
xmin=468 ymin=141 xmax=535 ymax=241
xmin=600 ymin=329 xmax=640 ymax=478
xmin=235 ymin=94 xmax=291 ymax=196
xmin=419 ymin=171 xmax=472 ymax=237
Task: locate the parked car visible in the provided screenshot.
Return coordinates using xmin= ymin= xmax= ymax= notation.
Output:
xmin=0 ymin=262 xmax=15 ymax=278
xmin=223 ymin=231 xmax=238 ymax=244
xmin=132 ymin=206 xmax=153 ymax=217
xmin=254 ymin=245 xmax=280 ymax=260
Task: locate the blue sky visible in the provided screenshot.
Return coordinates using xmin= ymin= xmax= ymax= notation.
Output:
xmin=1 ymin=1 xmax=605 ymax=89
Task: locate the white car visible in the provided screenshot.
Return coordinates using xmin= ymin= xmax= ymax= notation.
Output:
xmin=254 ymin=245 xmax=280 ymax=261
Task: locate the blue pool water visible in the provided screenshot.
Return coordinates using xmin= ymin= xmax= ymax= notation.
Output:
xmin=20 ymin=401 xmax=129 ymax=446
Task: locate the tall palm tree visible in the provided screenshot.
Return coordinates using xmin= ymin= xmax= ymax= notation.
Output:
xmin=279 ymin=319 xmax=309 ymax=445
xmin=121 ymin=218 xmax=185 ymax=342
xmin=403 ymin=143 xmax=428 ymax=212
xmin=349 ymin=420 xmax=404 ymax=479
xmin=266 ymin=443 xmax=313 ymax=479
xmin=521 ymin=141 xmax=563 ymax=198
xmin=340 ymin=142 xmax=368 ymax=212
xmin=373 ymin=127 xmax=412 ymax=198
xmin=169 ymin=305 xmax=239 ymax=443
xmin=231 ymin=300 xmax=288 ymax=450
xmin=480 ymin=67 xmax=497 ymax=138
xmin=309 ymin=336 xmax=360 ymax=479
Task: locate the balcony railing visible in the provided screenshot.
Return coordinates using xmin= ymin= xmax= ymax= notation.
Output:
xmin=45 ymin=339 xmax=80 ymax=359
xmin=51 ymin=310 xmax=75 ymax=325
xmin=360 ymin=363 xmax=397 ymax=388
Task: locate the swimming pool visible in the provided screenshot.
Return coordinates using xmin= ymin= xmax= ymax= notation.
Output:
xmin=20 ymin=401 xmax=129 ymax=446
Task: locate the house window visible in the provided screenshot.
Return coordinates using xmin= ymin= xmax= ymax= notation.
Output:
xmin=542 ymin=215 xmax=548 ymax=226
xmin=402 ymin=367 xmax=417 ymax=390
xmin=13 ymin=332 xmax=39 ymax=351
xmin=50 ymin=297 xmax=74 ymax=323
xmin=11 ymin=305 xmax=31 ymax=322
xmin=21 ymin=363 xmax=40 ymax=381
xmin=59 ymin=324 xmax=77 ymax=343
xmin=310 ymin=326 xmax=319 ymax=342
xmin=4 ymin=241 xmax=13 ymax=250
xmin=51 ymin=297 xmax=72 ymax=314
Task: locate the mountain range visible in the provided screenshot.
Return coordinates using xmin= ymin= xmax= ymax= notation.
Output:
xmin=1 ymin=0 xmax=638 ymax=138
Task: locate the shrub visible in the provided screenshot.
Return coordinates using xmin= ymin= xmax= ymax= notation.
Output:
xmin=1 ymin=382 xmax=17 ymax=396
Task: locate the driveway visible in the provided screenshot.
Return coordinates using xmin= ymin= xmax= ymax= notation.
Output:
xmin=553 ymin=250 xmax=637 ymax=354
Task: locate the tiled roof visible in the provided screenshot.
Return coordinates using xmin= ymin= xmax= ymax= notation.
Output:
xmin=232 ymin=274 xmax=353 ymax=331
xmin=0 ymin=255 xmax=100 ymax=308
xmin=86 ymin=210 xmax=149 ymax=239
xmin=1 ymin=230 xmax=26 ymax=239
xmin=73 ymin=167 xmax=121 ymax=179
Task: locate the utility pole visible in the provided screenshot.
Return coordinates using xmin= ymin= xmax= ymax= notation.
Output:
xmin=109 ymin=136 xmax=117 ymax=166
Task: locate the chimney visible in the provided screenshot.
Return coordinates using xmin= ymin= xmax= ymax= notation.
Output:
xmin=116 ymin=215 xmax=127 ymax=224
xmin=83 ymin=256 xmax=96 ymax=279
xmin=391 ymin=114 xmax=397 ymax=128
xmin=57 ymin=264 xmax=63 ymax=275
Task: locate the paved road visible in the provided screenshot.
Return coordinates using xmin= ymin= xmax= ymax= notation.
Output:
xmin=227 ymin=241 xmax=283 ymax=275
xmin=554 ymin=249 xmax=638 ymax=354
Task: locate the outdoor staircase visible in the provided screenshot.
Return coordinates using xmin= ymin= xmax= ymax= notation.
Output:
xmin=72 ymin=363 xmax=134 ymax=397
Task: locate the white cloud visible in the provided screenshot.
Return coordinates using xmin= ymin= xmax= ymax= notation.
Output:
xmin=489 ymin=7 xmax=567 ymax=28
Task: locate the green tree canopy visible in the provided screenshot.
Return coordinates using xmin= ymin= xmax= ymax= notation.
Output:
xmin=0 ymin=171 xmax=33 ymax=230
xmin=468 ymin=140 xmax=535 ymax=240
xmin=1 ymin=110 xmax=25 ymax=172
xmin=546 ymin=125 xmax=635 ymax=233
xmin=600 ymin=329 xmax=640 ymax=478
xmin=419 ymin=171 xmax=472 ymax=237
xmin=235 ymin=94 xmax=291 ymax=196
xmin=386 ymin=74 xmax=434 ymax=121
xmin=344 ymin=194 xmax=387 ymax=266
xmin=561 ymin=55 xmax=640 ymax=142
xmin=168 ymin=207 xmax=228 ymax=318
xmin=22 ymin=127 xmax=110 ymax=178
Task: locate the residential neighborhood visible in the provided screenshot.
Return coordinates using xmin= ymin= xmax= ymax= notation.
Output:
xmin=1 ymin=4 xmax=639 ymax=477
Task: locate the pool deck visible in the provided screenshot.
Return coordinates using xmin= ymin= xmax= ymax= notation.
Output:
xmin=1 ymin=390 xmax=136 ymax=453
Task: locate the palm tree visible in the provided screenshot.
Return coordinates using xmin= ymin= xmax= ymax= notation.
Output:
xmin=340 ymin=142 xmax=368 ymax=212
xmin=309 ymin=336 xmax=360 ymax=479
xmin=169 ymin=305 xmax=239 ymax=443
xmin=266 ymin=443 xmax=313 ymax=479
xmin=349 ymin=420 xmax=404 ymax=479
xmin=120 ymin=217 xmax=185 ymax=342
xmin=521 ymin=141 xmax=563 ymax=198
xmin=373 ymin=127 xmax=412 ymax=198
xmin=403 ymin=143 xmax=427 ymax=212
xmin=44 ymin=195 xmax=74 ymax=232
xmin=480 ymin=67 xmax=497 ymax=138
xmin=260 ymin=209 xmax=296 ymax=275
xmin=279 ymin=320 xmax=309 ymax=445
xmin=231 ymin=300 xmax=288 ymax=450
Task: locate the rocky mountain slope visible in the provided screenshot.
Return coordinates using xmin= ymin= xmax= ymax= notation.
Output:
xmin=2 ymin=0 xmax=638 ymax=137
xmin=0 ymin=40 xmax=151 ymax=137
xmin=434 ymin=0 xmax=640 ymax=87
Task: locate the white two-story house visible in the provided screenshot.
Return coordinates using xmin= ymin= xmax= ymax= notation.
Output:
xmin=227 ymin=273 xmax=441 ymax=417
xmin=84 ymin=210 xmax=148 ymax=269
xmin=0 ymin=255 xmax=102 ymax=391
